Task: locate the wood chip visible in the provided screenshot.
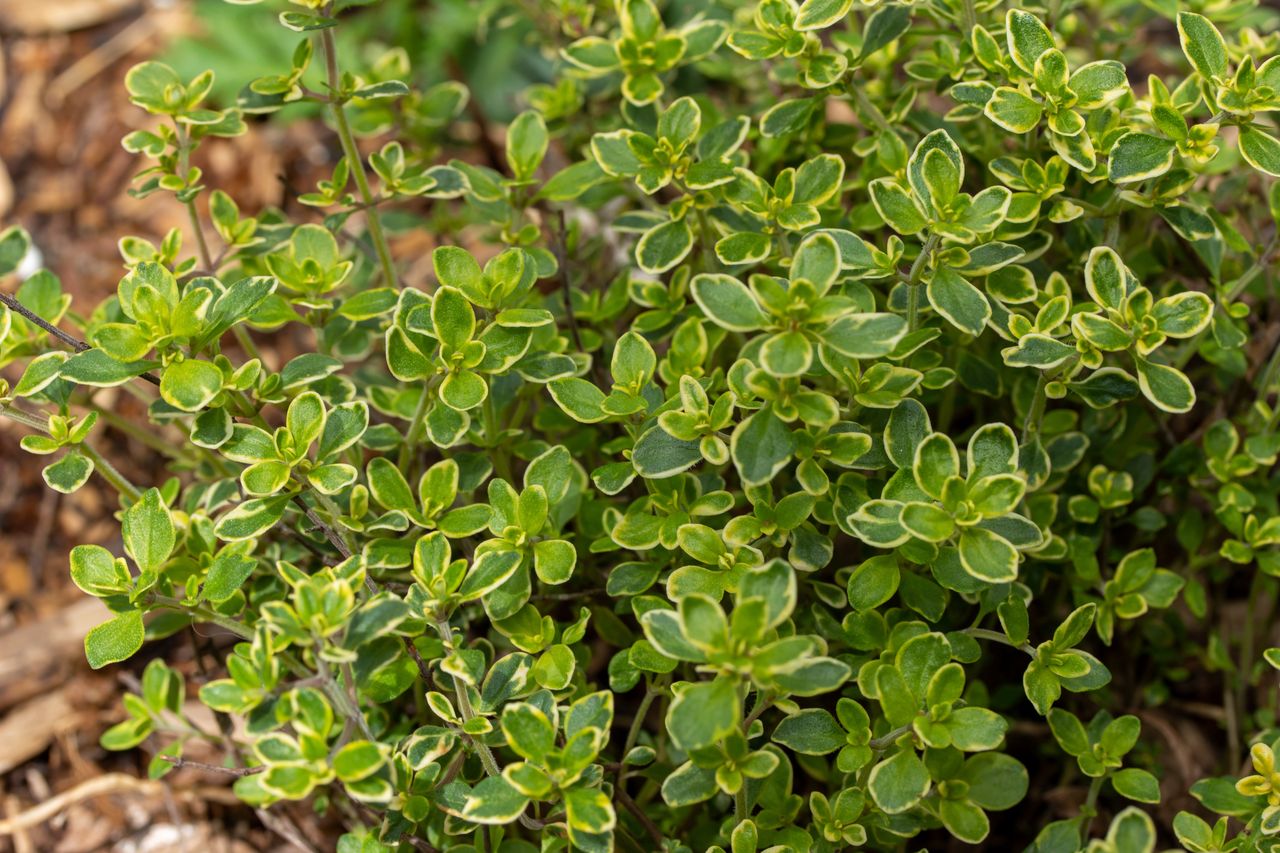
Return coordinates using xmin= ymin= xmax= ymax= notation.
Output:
xmin=0 ymin=0 xmax=138 ymax=34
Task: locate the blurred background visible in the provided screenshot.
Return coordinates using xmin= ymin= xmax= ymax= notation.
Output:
xmin=0 ymin=1 xmax=546 ymax=848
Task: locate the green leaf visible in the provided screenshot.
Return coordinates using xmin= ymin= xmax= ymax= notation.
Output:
xmin=62 ymin=350 xmax=161 ymax=387
xmin=85 ymin=609 xmax=145 ymax=670
xmin=731 ymin=406 xmax=795 ymax=486
xmin=847 ymin=555 xmax=900 ymax=611
xmin=1006 ymin=9 xmax=1055 ymax=73
xmin=0 ymin=225 xmax=31 ymax=277
xmin=984 ymin=87 xmax=1043 ymax=133
xmin=203 ymin=549 xmax=257 ymax=603
xmin=501 ymin=702 xmax=556 ymax=760
xmin=215 ymin=496 xmax=289 ymax=541
xmin=940 ymin=798 xmax=989 ymax=844
xmin=1178 ymin=12 xmax=1228 ymax=81
xmin=43 ymin=451 xmax=95 ymax=494
xmin=160 ymin=359 xmax=223 ymax=412
xmin=860 ymin=4 xmax=912 ymax=60
xmin=462 ymin=776 xmax=529 ymax=824
xmin=123 ymin=488 xmax=176 ymax=574
xmin=1112 ymin=768 xmax=1161 ymax=803
xmin=636 ymin=218 xmax=694 ymax=274
xmin=506 ymin=110 xmax=548 ymax=181
xmin=913 ymin=432 xmax=959 ymax=499
xmin=632 ymin=427 xmax=702 ymax=478
xmin=333 ymin=741 xmax=388 ymax=783
xmin=818 ymin=313 xmax=907 ymax=358
xmin=928 ymin=268 xmax=990 ymax=336
xmin=868 ymin=749 xmax=931 ymax=814
xmin=667 ymin=676 xmax=739 ymax=751
xmin=1134 ymin=356 xmax=1196 ymax=413
xmin=1108 ymin=133 xmax=1176 ymax=184
xmin=1069 ymin=61 xmax=1128 ymax=109
xmin=1239 ymin=126 xmax=1280 ymax=177
xmin=70 ymin=545 xmax=130 ymax=598
xmin=432 ymin=286 xmax=476 ymax=350
xmin=662 ymin=762 xmax=718 ymax=807
xmin=958 ymin=526 xmax=1019 ymax=582
xmin=869 ymin=179 xmax=928 ymax=235
xmin=794 ymin=0 xmax=853 ymax=31
xmin=691 ymin=273 xmax=768 ymax=331
xmin=286 ymin=391 xmax=327 ymax=450
xmin=564 ymin=787 xmax=616 ymax=834
xmin=457 ymin=549 xmax=521 ymax=600
xmin=1105 ymin=807 xmax=1157 ymax=853
xmin=772 ymin=709 xmax=844 ymax=754
xmin=533 ymin=539 xmax=577 ymax=585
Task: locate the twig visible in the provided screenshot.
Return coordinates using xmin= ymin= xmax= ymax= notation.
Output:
xmin=616 ymin=786 xmax=663 ymax=846
xmin=0 ymin=774 xmax=240 ymax=836
xmin=0 ymin=291 xmax=162 ymax=386
xmin=0 ymin=293 xmax=88 ymax=353
xmin=159 ymin=756 xmax=264 ymax=777
xmin=550 ymin=210 xmax=584 ymax=353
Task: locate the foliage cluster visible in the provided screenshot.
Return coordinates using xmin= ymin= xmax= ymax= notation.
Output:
xmin=2 ymin=0 xmax=1280 ymax=850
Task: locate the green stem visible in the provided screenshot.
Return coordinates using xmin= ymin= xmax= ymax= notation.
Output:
xmin=90 ymin=404 xmax=185 ymax=461
xmin=619 ymin=684 xmax=658 ymax=773
xmin=1079 ymin=776 xmax=1104 ymax=843
xmin=847 ymin=81 xmax=893 ymax=134
xmin=482 ymin=392 xmax=513 ymax=483
xmin=79 ymin=442 xmax=142 ymax=503
xmin=0 ymin=402 xmax=52 ymax=432
xmin=397 ymin=384 xmax=433 ymax=470
xmin=153 ymin=596 xmax=253 ymax=640
xmin=961 ymin=627 xmax=1036 ymax=657
xmin=433 ymin=619 xmax=503 ymax=777
xmin=1173 ymin=233 xmax=1277 ymax=370
xmin=1022 ymin=371 xmax=1050 ymax=443
xmin=906 ymin=234 xmax=939 ymax=332
xmin=319 ymin=25 xmax=398 ymax=290
xmin=868 ymin=722 xmax=913 ymax=751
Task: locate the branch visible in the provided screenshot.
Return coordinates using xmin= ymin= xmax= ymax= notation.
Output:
xmin=0 ymin=291 xmax=162 ymax=387
xmin=159 ymin=755 xmax=264 ymax=777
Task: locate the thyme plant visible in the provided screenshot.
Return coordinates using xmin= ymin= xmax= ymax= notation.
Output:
xmin=1 ymin=0 xmax=1279 ymax=850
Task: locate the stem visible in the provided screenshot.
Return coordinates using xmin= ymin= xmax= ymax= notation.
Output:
xmin=868 ymin=722 xmax=913 ymax=751
xmin=338 ymin=660 xmax=376 ymax=741
xmin=906 ymin=234 xmax=939 ymax=332
xmin=1079 ymin=776 xmax=1104 ymax=843
xmin=434 ymin=618 xmax=541 ymax=830
xmin=1173 ymin=233 xmax=1277 ymax=370
xmin=0 ymin=402 xmax=52 ymax=432
xmin=79 ymin=442 xmax=142 ymax=503
xmin=1022 ymin=371 xmax=1050 ymax=443
xmin=0 ymin=292 xmax=89 ymax=353
xmin=0 ymin=292 xmax=162 ymax=386
xmin=90 ymin=404 xmax=186 ymax=461
xmin=619 ymin=686 xmax=658 ymax=772
xmin=482 ymin=393 xmax=513 ymax=483
xmin=397 ymin=385 xmax=432 ymax=470
xmin=318 ymin=25 xmax=398 ymax=290
xmin=962 ymin=627 xmax=1036 ymax=657
xmin=159 ymin=756 xmax=264 ymax=777
xmin=847 ymin=81 xmax=893 ymax=134
xmin=153 ymin=596 xmax=254 ymax=640
xmin=734 ymin=786 xmax=748 ymax=825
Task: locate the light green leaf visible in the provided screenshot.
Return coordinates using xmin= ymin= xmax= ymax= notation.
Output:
xmin=868 ymin=749 xmax=931 ymax=814
xmin=85 ymin=609 xmax=145 ymax=670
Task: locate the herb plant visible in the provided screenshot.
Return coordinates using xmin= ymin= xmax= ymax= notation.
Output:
xmin=2 ymin=0 xmax=1280 ymax=850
